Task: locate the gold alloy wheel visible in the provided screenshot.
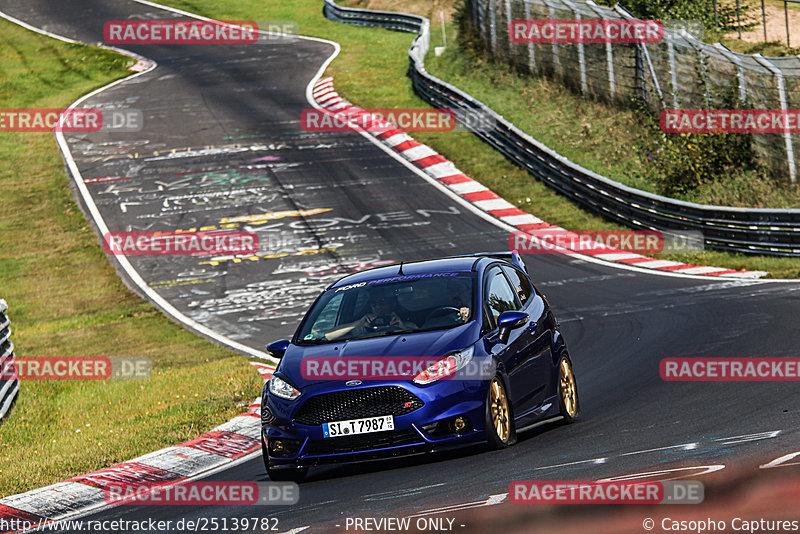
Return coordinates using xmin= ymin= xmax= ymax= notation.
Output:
xmin=490 ymin=378 xmax=510 ymax=442
xmin=559 ymin=358 xmax=578 ymax=418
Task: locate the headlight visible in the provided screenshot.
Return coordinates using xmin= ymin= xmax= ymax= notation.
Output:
xmin=413 ymin=346 xmax=475 ymax=385
xmin=269 ymin=375 xmax=302 ymax=400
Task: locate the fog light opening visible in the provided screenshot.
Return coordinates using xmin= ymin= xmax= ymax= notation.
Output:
xmin=424 ymin=416 xmax=473 ymax=436
xmin=453 ymin=417 xmax=467 ymax=432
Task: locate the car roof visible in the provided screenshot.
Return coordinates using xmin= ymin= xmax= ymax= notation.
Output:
xmin=327 ymin=256 xmax=489 ymax=290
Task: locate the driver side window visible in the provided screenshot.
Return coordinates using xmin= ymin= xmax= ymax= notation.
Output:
xmin=484 ymin=268 xmax=520 ymax=329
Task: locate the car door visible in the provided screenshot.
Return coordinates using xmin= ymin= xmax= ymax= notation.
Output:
xmin=482 ymin=266 xmax=540 ymax=417
xmin=502 ymin=265 xmax=553 ymax=417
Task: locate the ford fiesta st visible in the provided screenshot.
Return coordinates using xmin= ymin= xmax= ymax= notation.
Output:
xmin=261 ymin=252 xmax=579 ymax=482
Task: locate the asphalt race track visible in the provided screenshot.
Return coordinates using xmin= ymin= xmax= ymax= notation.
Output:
xmin=1 ymin=0 xmax=800 ymax=532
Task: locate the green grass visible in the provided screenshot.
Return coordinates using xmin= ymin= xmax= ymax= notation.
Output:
xmin=0 ymin=19 xmax=261 ymax=496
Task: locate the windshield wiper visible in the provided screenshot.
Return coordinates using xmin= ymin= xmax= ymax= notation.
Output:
xmin=357 ymin=329 xmax=419 ymax=340
xmin=296 ymin=338 xmax=329 ymax=345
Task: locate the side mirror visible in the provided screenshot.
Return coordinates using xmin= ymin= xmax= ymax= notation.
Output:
xmin=497 ymin=311 xmax=528 ymax=344
xmin=267 ymin=339 xmax=290 ymax=360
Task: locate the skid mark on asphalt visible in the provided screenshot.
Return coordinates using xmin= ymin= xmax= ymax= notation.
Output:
xmin=287 ymin=429 xmax=787 ymax=532
xmin=362 ymin=483 xmax=447 ymax=502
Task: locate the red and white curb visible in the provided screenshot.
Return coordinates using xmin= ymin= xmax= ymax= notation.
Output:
xmin=0 ymin=362 xmax=274 ymax=532
xmin=127 ymin=57 xmax=154 ymax=72
xmin=311 ymin=76 xmax=767 ymax=280
xmin=250 ymin=361 xmax=276 ymax=382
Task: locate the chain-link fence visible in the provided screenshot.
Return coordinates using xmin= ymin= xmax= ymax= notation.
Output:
xmin=469 ymin=0 xmax=800 ymax=182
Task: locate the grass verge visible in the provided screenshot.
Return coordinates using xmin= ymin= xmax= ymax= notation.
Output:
xmin=0 ymin=19 xmax=261 ymax=496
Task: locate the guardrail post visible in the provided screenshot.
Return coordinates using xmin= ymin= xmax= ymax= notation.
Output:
xmin=505 ymin=0 xmax=513 ymax=61
xmin=633 ymin=42 xmax=646 ymax=102
xmin=489 ymin=0 xmax=498 ymax=54
xmin=563 ymin=0 xmax=588 ymax=95
xmin=666 ymin=31 xmax=679 ymax=108
xmin=785 ymin=0 xmax=791 ymax=47
xmin=481 ymin=0 xmax=490 ymax=49
xmin=615 ymin=5 xmax=664 ymax=108
xmin=754 ymin=54 xmax=797 ymax=183
xmin=685 ymin=39 xmax=712 ymax=108
xmin=585 ymin=0 xmax=615 ymax=99
xmin=713 ymin=42 xmax=748 ymax=103
xmin=523 ymin=0 xmax=536 ymax=73
xmin=548 ymin=2 xmax=561 ymax=75
xmin=639 ymin=42 xmax=665 ymax=107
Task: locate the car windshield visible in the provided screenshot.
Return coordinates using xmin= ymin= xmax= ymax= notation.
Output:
xmin=295 ymin=272 xmax=476 ymax=344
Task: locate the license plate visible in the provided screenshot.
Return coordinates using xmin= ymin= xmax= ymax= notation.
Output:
xmin=322 ymin=415 xmax=394 ymax=438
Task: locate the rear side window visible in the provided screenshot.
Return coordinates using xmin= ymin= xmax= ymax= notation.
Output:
xmin=502 ymin=266 xmax=533 ymax=306
xmin=485 ymin=268 xmax=519 ymax=324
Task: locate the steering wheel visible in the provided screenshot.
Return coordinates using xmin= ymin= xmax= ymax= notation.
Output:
xmin=424 ymin=306 xmax=461 ymax=325
xmin=365 ymin=315 xmax=398 ymax=332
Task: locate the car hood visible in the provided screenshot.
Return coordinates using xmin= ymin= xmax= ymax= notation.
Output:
xmin=280 ymin=323 xmax=480 ymax=389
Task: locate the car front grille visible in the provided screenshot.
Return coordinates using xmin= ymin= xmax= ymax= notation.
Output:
xmin=293 ymin=386 xmax=424 ymax=426
xmin=303 ymin=429 xmax=423 ymax=455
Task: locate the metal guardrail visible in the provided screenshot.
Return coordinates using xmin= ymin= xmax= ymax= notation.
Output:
xmin=0 ymin=299 xmax=19 ymax=423
xmin=323 ymin=0 xmax=800 ymax=256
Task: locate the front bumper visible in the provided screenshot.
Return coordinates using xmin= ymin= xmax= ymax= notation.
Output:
xmin=263 ymin=379 xmax=488 ymax=467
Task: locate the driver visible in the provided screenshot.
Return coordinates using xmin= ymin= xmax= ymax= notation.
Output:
xmin=324 ymin=287 xmax=417 ymax=341
xmin=448 ymin=278 xmax=472 ymax=323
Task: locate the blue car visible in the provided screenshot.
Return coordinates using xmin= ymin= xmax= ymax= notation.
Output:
xmin=261 ymin=252 xmax=579 ymax=482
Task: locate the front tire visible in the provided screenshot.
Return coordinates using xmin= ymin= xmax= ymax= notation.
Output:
xmin=557 ymin=356 xmax=580 ymax=423
xmin=485 ymin=376 xmax=516 ymax=448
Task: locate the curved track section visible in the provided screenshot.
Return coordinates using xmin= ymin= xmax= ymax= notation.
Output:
xmin=1 ymin=0 xmax=800 ymax=532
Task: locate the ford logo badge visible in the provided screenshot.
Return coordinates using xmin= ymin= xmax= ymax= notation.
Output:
xmin=345 ymin=380 xmax=362 ymax=387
